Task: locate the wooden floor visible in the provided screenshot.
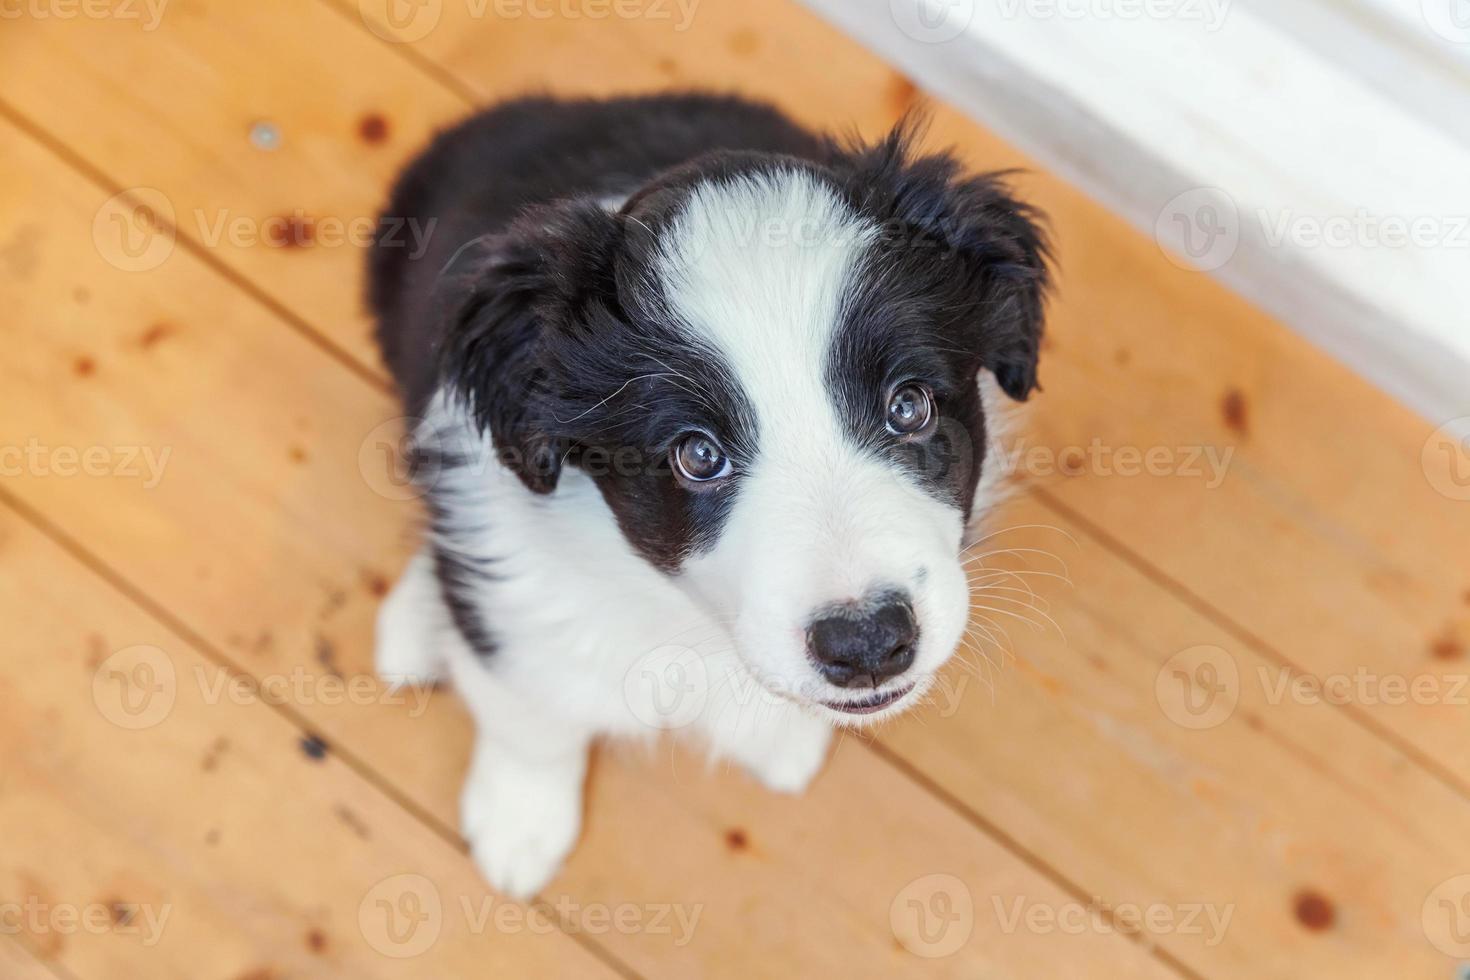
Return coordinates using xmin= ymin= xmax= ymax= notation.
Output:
xmin=2 ymin=1 xmax=1468 ymax=977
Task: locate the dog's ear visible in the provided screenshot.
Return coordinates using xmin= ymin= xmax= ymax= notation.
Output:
xmin=435 ymin=199 xmax=623 ymax=494
xmin=833 ymin=118 xmax=1052 ymax=401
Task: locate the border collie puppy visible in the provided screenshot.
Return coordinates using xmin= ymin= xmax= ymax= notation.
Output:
xmin=368 ymin=93 xmax=1049 ymax=897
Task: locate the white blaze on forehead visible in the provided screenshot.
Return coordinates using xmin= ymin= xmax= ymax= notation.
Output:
xmin=657 ymin=168 xmax=948 ymax=588
xmin=656 ymin=169 xmax=877 ymax=440
xmin=659 ymin=170 xmax=971 ymax=702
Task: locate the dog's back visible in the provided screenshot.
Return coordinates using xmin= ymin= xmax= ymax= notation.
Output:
xmin=367 ymin=93 xmax=823 ymax=412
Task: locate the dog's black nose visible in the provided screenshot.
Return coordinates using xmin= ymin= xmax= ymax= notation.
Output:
xmin=807 ymin=596 xmax=918 ymax=688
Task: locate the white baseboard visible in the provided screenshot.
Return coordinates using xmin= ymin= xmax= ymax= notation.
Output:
xmin=801 ymin=0 xmax=1470 ymax=424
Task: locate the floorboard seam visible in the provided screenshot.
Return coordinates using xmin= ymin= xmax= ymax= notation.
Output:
xmin=0 ymin=484 xmax=643 ymax=980
xmin=1028 ymin=482 xmax=1470 ymax=804
xmin=0 ymin=98 xmax=393 ymax=397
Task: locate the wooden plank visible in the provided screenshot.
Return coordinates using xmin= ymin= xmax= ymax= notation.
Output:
xmin=352 ymin=0 xmax=903 ymax=131
xmin=0 ymin=114 xmax=1175 ymax=978
xmin=994 ymin=116 xmax=1470 ymax=790
xmin=0 ymin=0 xmax=464 ymax=369
xmin=0 ymin=0 xmax=900 ymax=376
xmin=570 ymin=739 xmax=1181 ymax=978
xmin=882 ymin=496 xmax=1470 ymax=977
xmin=8 ymin=0 xmax=1456 ymax=800
xmin=0 ymin=509 xmax=614 ymax=980
xmin=4 ymin=1 xmax=1466 ymax=975
xmin=0 ymin=938 xmax=63 ymax=980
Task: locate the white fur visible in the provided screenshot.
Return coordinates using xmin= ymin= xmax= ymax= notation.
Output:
xmin=383 ymin=390 xmax=836 ymax=897
xmin=376 ymin=172 xmax=985 ymax=897
xmin=659 ymin=172 xmax=971 ymax=716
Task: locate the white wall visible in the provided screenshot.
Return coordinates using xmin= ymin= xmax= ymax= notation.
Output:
xmin=802 ymin=0 xmax=1470 ymax=424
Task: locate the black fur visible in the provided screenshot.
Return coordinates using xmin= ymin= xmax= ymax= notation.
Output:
xmin=824 ymin=120 xmax=1051 ymax=517
xmin=368 ymin=93 xmax=1050 ymax=587
xmin=369 ymin=93 xmax=823 ymax=420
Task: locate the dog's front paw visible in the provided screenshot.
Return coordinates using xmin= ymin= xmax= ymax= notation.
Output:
xmin=374 ymin=547 xmax=449 ymax=691
xmin=461 ymin=746 xmax=585 ymax=900
xmin=737 ymin=716 xmax=832 ymax=795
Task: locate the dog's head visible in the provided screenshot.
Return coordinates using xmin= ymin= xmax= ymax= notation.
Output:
xmin=438 ymin=122 xmax=1050 ymax=724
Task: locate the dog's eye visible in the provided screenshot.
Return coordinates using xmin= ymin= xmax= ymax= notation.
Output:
xmin=886 ymin=383 xmax=935 ymax=437
xmin=672 ymin=432 xmax=732 ymax=484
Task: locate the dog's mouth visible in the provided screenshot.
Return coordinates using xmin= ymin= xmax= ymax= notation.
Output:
xmin=820 ymin=683 xmax=915 ymax=716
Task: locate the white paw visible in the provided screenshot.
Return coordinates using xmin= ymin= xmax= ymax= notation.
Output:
xmin=740 ymin=718 xmax=832 ymax=795
xmin=461 ymin=750 xmax=585 ymax=900
xmin=374 ymin=548 xmax=448 ymax=691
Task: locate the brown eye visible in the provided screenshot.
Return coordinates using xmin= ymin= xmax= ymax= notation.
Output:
xmin=887 ymin=383 xmax=934 ymax=436
xmin=672 ymin=432 xmax=732 ymax=484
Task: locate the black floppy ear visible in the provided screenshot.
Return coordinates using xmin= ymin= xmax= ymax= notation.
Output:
xmin=945 ymin=170 xmax=1050 ymax=402
xmin=435 ymin=199 xmax=622 ymax=494
xmin=835 ymin=118 xmax=1052 ymax=401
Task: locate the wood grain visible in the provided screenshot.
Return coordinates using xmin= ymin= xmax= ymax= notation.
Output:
xmin=884 ymin=497 xmax=1470 ymax=976
xmin=377 ymin=0 xmax=1470 ymax=793
xmin=0 ymin=938 xmax=63 ymax=980
xmin=1 ymin=0 xmax=1466 ymax=976
xmin=0 ymin=112 xmax=1173 ymax=978
xmin=5 ymin=0 xmax=1461 ymax=796
xmin=0 ymin=510 xmax=615 ymax=979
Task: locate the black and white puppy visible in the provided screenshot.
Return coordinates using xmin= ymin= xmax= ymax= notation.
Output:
xmin=368 ymin=93 xmax=1049 ymax=897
